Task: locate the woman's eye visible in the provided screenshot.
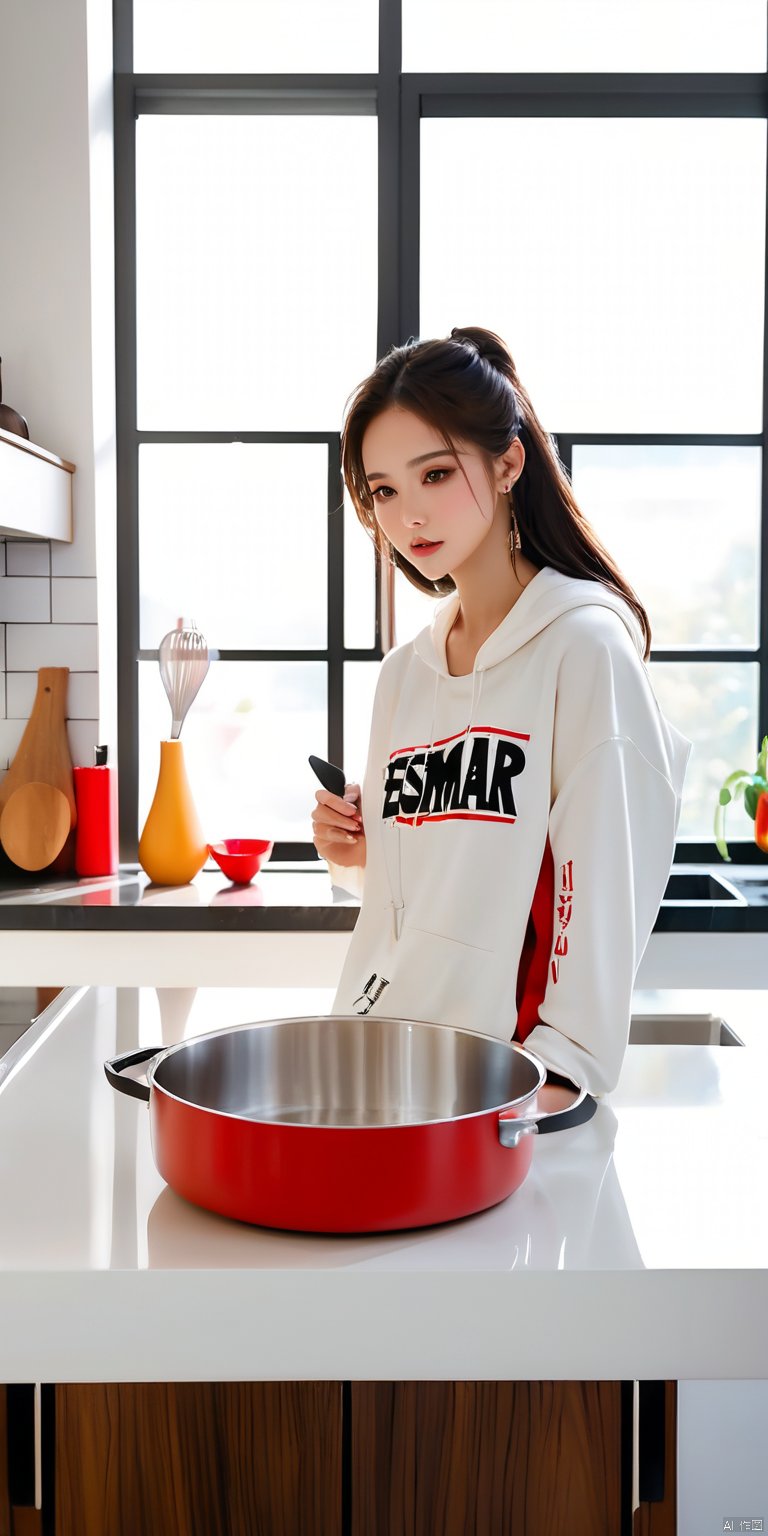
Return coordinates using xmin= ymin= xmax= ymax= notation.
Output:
xmin=371 ymin=468 xmax=451 ymax=500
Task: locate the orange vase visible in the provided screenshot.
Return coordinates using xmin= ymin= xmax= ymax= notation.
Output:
xmin=138 ymin=739 xmax=207 ymax=885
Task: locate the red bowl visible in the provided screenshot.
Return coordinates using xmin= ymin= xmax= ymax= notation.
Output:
xmin=207 ymin=839 xmax=274 ymax=884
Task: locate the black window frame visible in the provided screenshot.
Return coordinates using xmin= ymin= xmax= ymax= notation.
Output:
xmin=113 ymin=0 xmax=768 ymax=865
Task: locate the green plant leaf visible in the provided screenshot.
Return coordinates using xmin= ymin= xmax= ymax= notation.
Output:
xmin=714 ymin=798 xmax=731 ymax=861
xmin=758 ymin=734 xmax=768 ymax=780
xmin=744 ymin=774 xmax=768 ymax=821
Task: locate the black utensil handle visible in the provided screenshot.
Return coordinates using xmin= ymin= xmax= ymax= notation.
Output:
xmin=308 ymin=754 xmax=347 ymax=798
xmin=104 ymin=1045 xmax=162 ymax=1102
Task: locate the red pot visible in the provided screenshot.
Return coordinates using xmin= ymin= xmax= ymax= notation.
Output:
xmin=105 ymin=1014 xmax=597 ymax=1233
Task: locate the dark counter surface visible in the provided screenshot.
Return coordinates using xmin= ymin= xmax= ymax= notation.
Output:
xmin=0 ymin=860 xmax=765 ymax=931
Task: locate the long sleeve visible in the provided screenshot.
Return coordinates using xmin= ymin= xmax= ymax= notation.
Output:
xmin=522 ymin=734 xmax=685 ymax=1097
xmin=519 ymin=609 xmax=693 ymax=1097
xmin=325 ymin=855 xmax=365 ymax=901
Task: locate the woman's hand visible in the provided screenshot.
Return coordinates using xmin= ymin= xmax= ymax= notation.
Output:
xmin=312 ymin=781 xmax=366 ymax=868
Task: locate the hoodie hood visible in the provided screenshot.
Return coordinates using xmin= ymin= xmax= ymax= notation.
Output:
xmin=409 ymin=566 xmax=646 ymax=798
xmin=413 ymin=565 xmax=646 ymax=677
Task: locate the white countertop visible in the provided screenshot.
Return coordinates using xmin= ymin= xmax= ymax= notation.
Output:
xmin=0 ymin=863 xmax=767 ymax=991
xmin=0 ymin=983 xmax=766 ymax=1383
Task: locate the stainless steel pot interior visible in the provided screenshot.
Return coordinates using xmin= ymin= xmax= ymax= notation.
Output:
xmin=150 ymin=1014 xmax=543 ymax=1129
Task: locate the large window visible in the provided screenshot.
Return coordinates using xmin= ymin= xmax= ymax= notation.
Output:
xmin=115 ymin=0 xmax=768 ymax=860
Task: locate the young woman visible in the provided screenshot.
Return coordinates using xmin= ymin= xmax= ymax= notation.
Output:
xmin=311 ymin=326 xmax=693 ymax=1097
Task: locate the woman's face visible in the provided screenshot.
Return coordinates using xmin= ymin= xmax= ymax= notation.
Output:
xmin=361 ymin=406 xmax=519 ymax=578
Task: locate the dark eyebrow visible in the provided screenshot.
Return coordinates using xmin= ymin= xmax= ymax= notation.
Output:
xmin=366 ymin=450 xmax=455 ymax=483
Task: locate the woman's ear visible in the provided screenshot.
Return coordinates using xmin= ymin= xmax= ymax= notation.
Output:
xmin=494 ymin=438 xmax=524 ymax=493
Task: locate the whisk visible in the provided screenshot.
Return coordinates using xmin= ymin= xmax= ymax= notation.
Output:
xmin=158 ymin=623 xmax=211 ymax=739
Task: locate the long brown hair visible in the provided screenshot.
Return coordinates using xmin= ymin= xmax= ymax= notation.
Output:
xmin=340 ymin=324 xmax=652 ymax=661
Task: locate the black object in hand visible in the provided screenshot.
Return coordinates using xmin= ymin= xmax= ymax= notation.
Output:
xmin=308 ymin=755 xmax=346 ymax=798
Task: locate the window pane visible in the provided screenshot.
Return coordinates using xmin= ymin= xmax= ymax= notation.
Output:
xmin=404 ymin=0 xmax=766 ymax=72
xmin=139 ymin=660 xmax=326 ymax=843
xmin=648 ymin=662 xmax=760 ymax=843
xmin=344 ymin=486 xmax=376 ymax=648
xmin=344 ymin=662 xmax=380 ymax=786
xmin=139 ymin=443 xmax=328 ymax=649
xmin=136 ymin=115 xmax=377 ymax=430
xmin=421 ymin=117 xmax=766 ymax=433
xmin=134 ymin=0 xmax=378 ymax=72
xmin=572 ymin=445 xmax=762 ymax=649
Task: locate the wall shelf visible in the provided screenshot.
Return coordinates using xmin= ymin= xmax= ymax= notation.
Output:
xmin=0 ymin=425 xmax=75 ymax=541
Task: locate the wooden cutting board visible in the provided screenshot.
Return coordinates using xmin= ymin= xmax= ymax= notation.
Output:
xmin=0 ymin=781 xmax=71 ymax=870
xmin=0 ymin=667 xmax=76 ymax=822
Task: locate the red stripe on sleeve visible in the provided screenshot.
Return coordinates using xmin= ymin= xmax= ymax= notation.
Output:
xmin=513 ymin=833 xmax=555 ymax=1043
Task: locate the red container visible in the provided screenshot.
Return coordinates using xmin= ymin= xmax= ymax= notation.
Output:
xmin=73 ymin=762 xmax=118 ymax=876
xmin=208 ymin=838 xmax=273 ymax=883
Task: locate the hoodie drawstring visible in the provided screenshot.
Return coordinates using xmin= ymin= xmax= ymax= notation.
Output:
xmin=389 ymin=668 xmax=440 ymax=940
xmin=390 ymin=662 xmax=485 ymax=942
xmin=460 ymin=665 xmax=484 ymax=784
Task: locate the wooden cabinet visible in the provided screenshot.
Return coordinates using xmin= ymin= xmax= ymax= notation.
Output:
xmin=351 ymin=1381 xmax=678 ymax=1532
xmin=0 ymin=428 xmax=74 ymax=542
xmin=56 ymin=1384 xmax=341 ymax=1536
xmin=1 ymin=1379 xmax=677 ymax=1535
xmin=352 ymin=1381 xmax=625 ymax=1532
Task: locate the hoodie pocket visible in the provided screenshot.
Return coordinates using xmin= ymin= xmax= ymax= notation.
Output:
xmin=397 ymin=819 xmax=514 ymax=953
xmin=380 ymin=921 xmax=512 ymax=1041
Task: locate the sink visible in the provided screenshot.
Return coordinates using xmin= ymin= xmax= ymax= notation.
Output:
xmin=661 ymin=872 xmax=747 ymax=904
xmin=728 ymin=877 xmax=768 ymax=907
xmin=628 ymin=1013 xmax=744 ymax=1046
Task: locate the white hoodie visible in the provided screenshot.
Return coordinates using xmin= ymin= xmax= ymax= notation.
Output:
xmin=327 ymin=564 xmax=693 ymax=1097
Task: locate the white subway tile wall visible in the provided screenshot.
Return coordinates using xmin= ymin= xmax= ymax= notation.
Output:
xmin=6 ymin=622 xmax=98 ymax=672
xmin=6 ymin=541 xmax=50 ymax=578
xmin=5 ymin=546 xmax=51 ymax=580
xmin=0 ymin=539 xmax=99 ymax=774
xmin=51 ymin=577 xmax=98 ymax=624
xmin=0 ymin=578 xmax=51 ymax=623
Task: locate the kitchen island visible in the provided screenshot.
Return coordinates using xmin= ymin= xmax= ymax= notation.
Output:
xmin=1 ymin=981 xmax=766 ymax=1534
xmin=0 ymin=980 xmax=766 ymax=1384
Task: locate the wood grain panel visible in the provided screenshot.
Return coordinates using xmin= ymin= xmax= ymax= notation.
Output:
xmin=55 ymin=1382 xmax=342 ymax=1536
xmin=634 ymin=1381 xmax=677 ymax=1536
xmin=351 ymin=1380 xmax=623 ymax=1535
xmin=8 ymin=1512 xmax=42 ymax=1535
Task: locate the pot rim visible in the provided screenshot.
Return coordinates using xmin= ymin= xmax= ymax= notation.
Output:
xmin=144 ymin=1013 xmax=547 ymax=1131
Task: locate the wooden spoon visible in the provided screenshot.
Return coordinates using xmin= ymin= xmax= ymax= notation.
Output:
xmin=0 ymin=782 xmax=71 ymax=871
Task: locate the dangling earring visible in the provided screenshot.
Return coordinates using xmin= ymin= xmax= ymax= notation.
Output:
xmin=503 ymin=479 xmax=522 ymax=553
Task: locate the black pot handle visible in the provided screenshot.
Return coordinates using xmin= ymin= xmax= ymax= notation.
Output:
xmin=498 ymin=1069 xmax=598 ymax=1148
xmin=532 ymin=1070 xmax=599 ymax=1133
xmin=104 ymin=1045 xmax=162 ymax=1103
